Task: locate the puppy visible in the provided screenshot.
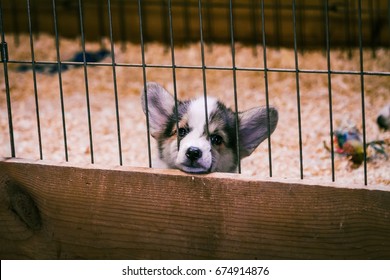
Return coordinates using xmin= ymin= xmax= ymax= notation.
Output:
xmin=141 ymin=82 xmax=278 ymax=173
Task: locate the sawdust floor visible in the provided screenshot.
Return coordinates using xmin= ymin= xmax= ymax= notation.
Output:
xmin=1 ymin=34 xmax=389 ymax=187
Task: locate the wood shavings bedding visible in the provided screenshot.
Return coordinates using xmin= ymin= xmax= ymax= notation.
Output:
xmin=1 ymin=34 xmax=389 ymax=187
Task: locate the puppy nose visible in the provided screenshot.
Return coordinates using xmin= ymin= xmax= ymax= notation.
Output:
xmin=186 ymin=147 xmax=202 ymax=161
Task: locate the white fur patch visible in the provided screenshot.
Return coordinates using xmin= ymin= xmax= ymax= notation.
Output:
xmin=187 ymin=97 xmax=218 ymax=131
xmin=175 ymin=97 xmax=218 ymax=172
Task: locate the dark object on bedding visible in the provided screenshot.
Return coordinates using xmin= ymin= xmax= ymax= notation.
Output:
xmin=17 ymin=49 xmax=110 ymax=74
xmin=377 ymin=103 xmax=390 ymax=131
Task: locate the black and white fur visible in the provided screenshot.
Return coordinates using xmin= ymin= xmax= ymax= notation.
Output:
xmin=141 ymin=82 xmax=278 ymax=173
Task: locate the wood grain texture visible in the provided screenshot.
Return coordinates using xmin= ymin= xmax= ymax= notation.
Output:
xmin=0 ymin=158 xmax=390 ymax=260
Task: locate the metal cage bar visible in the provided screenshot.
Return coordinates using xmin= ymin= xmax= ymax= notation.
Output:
xmin=107 ymin=0 xmax=123 ymax=166
xmin=0 ymin=0 xmax=15 ymax=157
xmin=138 ymin=0 xmax=153 ymax=168
xmin=198 ymin=0 xmax=211 ymax=140
xmin=4 ymin=58 xmax=390 ymax=77
xmin=0 ymin=0 xmax=389 ymax=186
xmin=118 ymin=0 xmax=127 ymax=51
xmin=260 ymin=0 xmax=273 ymax=178
xmin=1 ymin=1 xmax=389 ymax=47
xmin=51 ymin=0 xmax=69 ymax=162
xmin=97 ymin=0 xmax=106 ymax=49
xmin=292 ymin=0 xmax=304 ymax=180
xmin=324 ymin=0 xmax=336 ymax=182
xmin=26 ymin=0 xmax=43 ymax=160
xmin=357 ymin=0 xmax=368 ymax=185
xmin=167 ymin=0 xmax=181 ymax=152
xmin=78 ymin=0 xmax=95 ymax=164
xmin=228 ymin=0 xmax=242 ymax=173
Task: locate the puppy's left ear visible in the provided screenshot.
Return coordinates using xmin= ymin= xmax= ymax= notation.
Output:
xmin=141 ymin=82 xmax=175 ymax=138
xmin=238 ymin=106 xmax=278 ymax=158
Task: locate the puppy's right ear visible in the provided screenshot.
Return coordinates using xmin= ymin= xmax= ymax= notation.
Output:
xmin=141 ymin=82 xmax=175 ymax=138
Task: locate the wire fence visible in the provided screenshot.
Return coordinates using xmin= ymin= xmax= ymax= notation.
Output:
xmin=1 ymin=0 xmax=390 ymax=186
xmin=2 ymin=0 xmax=390 ymax=48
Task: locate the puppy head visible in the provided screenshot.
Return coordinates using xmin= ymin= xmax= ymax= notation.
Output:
xmin=141 ymin=82 xmax=278 ymax=173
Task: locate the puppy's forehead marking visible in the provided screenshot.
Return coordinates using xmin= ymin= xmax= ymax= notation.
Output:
xmin=187 ymin=97 xmax=218 ymax=131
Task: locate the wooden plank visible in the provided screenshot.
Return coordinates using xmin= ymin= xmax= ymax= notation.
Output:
xmin=0 ymin=157 xmax=390 ymax=260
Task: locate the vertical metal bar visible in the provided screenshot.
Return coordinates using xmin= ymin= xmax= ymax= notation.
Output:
xmin=251 ymin=0 xmax=259 ymax=55
xmin=183 ymin=0 xmax=191 ymax=42
xmin=26 ymin=0 xmax=43 ymax=160
xmin=324 ymin=0 xmax=335 ymax=182
xmin=31 ymin=0 xmax=39 ymax=39
xmin=351 ymin=0 xmax=358 ymax=50
xmin=107 ymin=0 xmax=123 ymax=166
xmin=52 ymin=0 xmax=68 ymax=162
xmin=229 ymin=0 xmax=241 ymax=173
xmin=375 ymin=0 xmax=382 ymax=48
xmin=161 ymin=0 xmax=169 ymax=46
xmin=138 ymin=0 xmax=152 ymax=168
xmin=321 ymin=0 xmax=327 ymax=54
xmin=0 ymin=1 xmax=15 ymax=157
xmin=357 ymin=0 xmax=368 ymax=185
xmin=10 ymin=0 xmax=20 ymax=46
xmin=273 ymin=0 xmax=281 ymax=47
xmin=388 ymin=0 xmax=390 ymax=46
xmin=292 ymin=0 xmax=304 ymax=180
xmin=139 ymin=0 xmax=148 ymax=43
xmin=376 ymin=0 xmax=382 ymax=50
xmin=97 ymin=0 xmax=106 ymax=48
xmin=76 ymin=0 xmax=82 ymax=47
xmin=198 ymin=0 xmax=210 ymax=138
xmin=167 ymin=0 xmax=180 ymax=151
xmin=119 ymin=0 xmax=127 ymax=50
xmin=260 ymin=0 xmax=273 ymax=177
xmin=368 ymin=0 xmax=376 ymax=58
xmin=78 ymin=0 xmax=94 ymax=164
xmin=205 ymin=0 xmax=213 ymax=49
xmin=345 ymin=0 xmax=352 ymax=58
xmin=298 ymin=0 xmax=305 ymax=52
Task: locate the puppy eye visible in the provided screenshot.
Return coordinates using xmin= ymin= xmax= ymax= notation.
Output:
xmin=210 ymin=134 xmax=223 ymax=145
xmin=178 ymin=127 xmax=188 ymax=138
